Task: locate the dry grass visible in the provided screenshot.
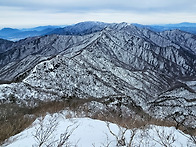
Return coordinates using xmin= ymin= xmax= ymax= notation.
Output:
xmin=0 ymin=115 xmax=35 ymax=144
xmin=0 ymin=97 xmax=85 ymax=145
xmin=0 ymin=104 xmax=35 ymax=145
xmin=1 ymin=97 xmax=195 ymax=145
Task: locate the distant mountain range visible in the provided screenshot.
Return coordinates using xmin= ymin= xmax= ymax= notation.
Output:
xmin=134 ymin=22 xmax=196 ymax=34
xmin=1 ymin=22 xmax=196 ymax=41
xmin=0 ymin=25 xmax=63 ymax=41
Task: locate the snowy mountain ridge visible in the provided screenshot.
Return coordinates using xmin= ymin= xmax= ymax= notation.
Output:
xmin=0 ymin=22 xmax=195 ymax=132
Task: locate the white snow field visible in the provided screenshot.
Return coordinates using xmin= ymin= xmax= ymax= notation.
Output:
xmin=2 ymin=112 xmax=195 ymax=147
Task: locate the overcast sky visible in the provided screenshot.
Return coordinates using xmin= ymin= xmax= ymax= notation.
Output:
xmin=0 ymin=0 xmax=196 ymax=28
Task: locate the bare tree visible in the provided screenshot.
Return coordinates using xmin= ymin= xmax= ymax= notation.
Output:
xmin=127 ymin=128 xmax=138 ymax=147
xmin=105 ymin=121 xmax=138 ymax=147
xmin=179 ymin=129 xmax=196 ymax=146
xmin=106 ymin=122 xmax=126 ymax=146
xmin=150 ymin=126 xmax=176 ymax=147
xmin=190 ymin=135 xmax=196 ymax=144
xmin=33 ymin=115 xmax=78 ymax=147
xmin=57 ymin=124 xmax=79 ymax=147
xmin=33 ymin=116 xmax=58 ymax=147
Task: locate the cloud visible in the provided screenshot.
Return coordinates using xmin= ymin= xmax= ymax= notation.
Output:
xmin=0 ymin=0 xmax=196 ymax=28
xmin=0 ymin=0 xmax=196 ymax=13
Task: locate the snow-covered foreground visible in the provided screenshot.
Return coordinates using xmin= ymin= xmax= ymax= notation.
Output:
xmin=3 ymin=112 xmax=194 ymax=147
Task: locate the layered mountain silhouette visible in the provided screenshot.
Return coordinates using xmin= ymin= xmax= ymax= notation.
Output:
xmin=1 ymin=22 xmax=196 ymax=41
xmin=0 ymin=26 xmax=61 ymax=41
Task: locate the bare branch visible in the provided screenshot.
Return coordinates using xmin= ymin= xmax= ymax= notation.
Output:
xmin=57 ymin=124 xmax=79 ymax=147
xmin=150 ymin=126 xmax=176 ymax=147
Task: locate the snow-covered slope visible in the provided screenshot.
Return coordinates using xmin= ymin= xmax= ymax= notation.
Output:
xmin=3 ymin=112 xmax=194 ymax=147
xmin=149 ymin=83 xmax=196 ymax=128
xmin=160 ymin=29 xmax=196 ymax=54
xmin=0 ymin=39 xmax=14 ymax=53
xmin=0 ymin=23 xmax=196 ymax=131
xmin=48 ymin=21 xmax=109 ymax=36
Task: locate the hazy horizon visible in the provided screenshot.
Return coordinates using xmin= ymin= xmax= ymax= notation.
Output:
xmin=1 ymin=21 xmax=196 ymax=30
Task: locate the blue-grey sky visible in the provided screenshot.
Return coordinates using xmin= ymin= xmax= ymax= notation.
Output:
xmin=0 ymin=0 xmax=196 ymax=28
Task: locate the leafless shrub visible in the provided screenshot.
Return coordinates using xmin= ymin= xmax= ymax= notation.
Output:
xmin=189 ymin=135 xmax=196 ymax=145
xmin=33 ymin=116 xmax=58 ymax=147
xmin=105 ymin=118 xmax=139 ymax=147
xmin=33 ymin=115 xmax=78 ymax=147
xmin=0 ymin=104 xmax=35 ymax=145
xmin=149 ymin=126 xmax=176 ymax=147
xmin=179 ymin=129 xmax=196 ymax=146
xmin=0 ymin=116 xmax=35 ymax=145
xmin=1 ymin=96 xmax=195 ymax=146
xmin=57 ymin=124 xmax=79 ymax=147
